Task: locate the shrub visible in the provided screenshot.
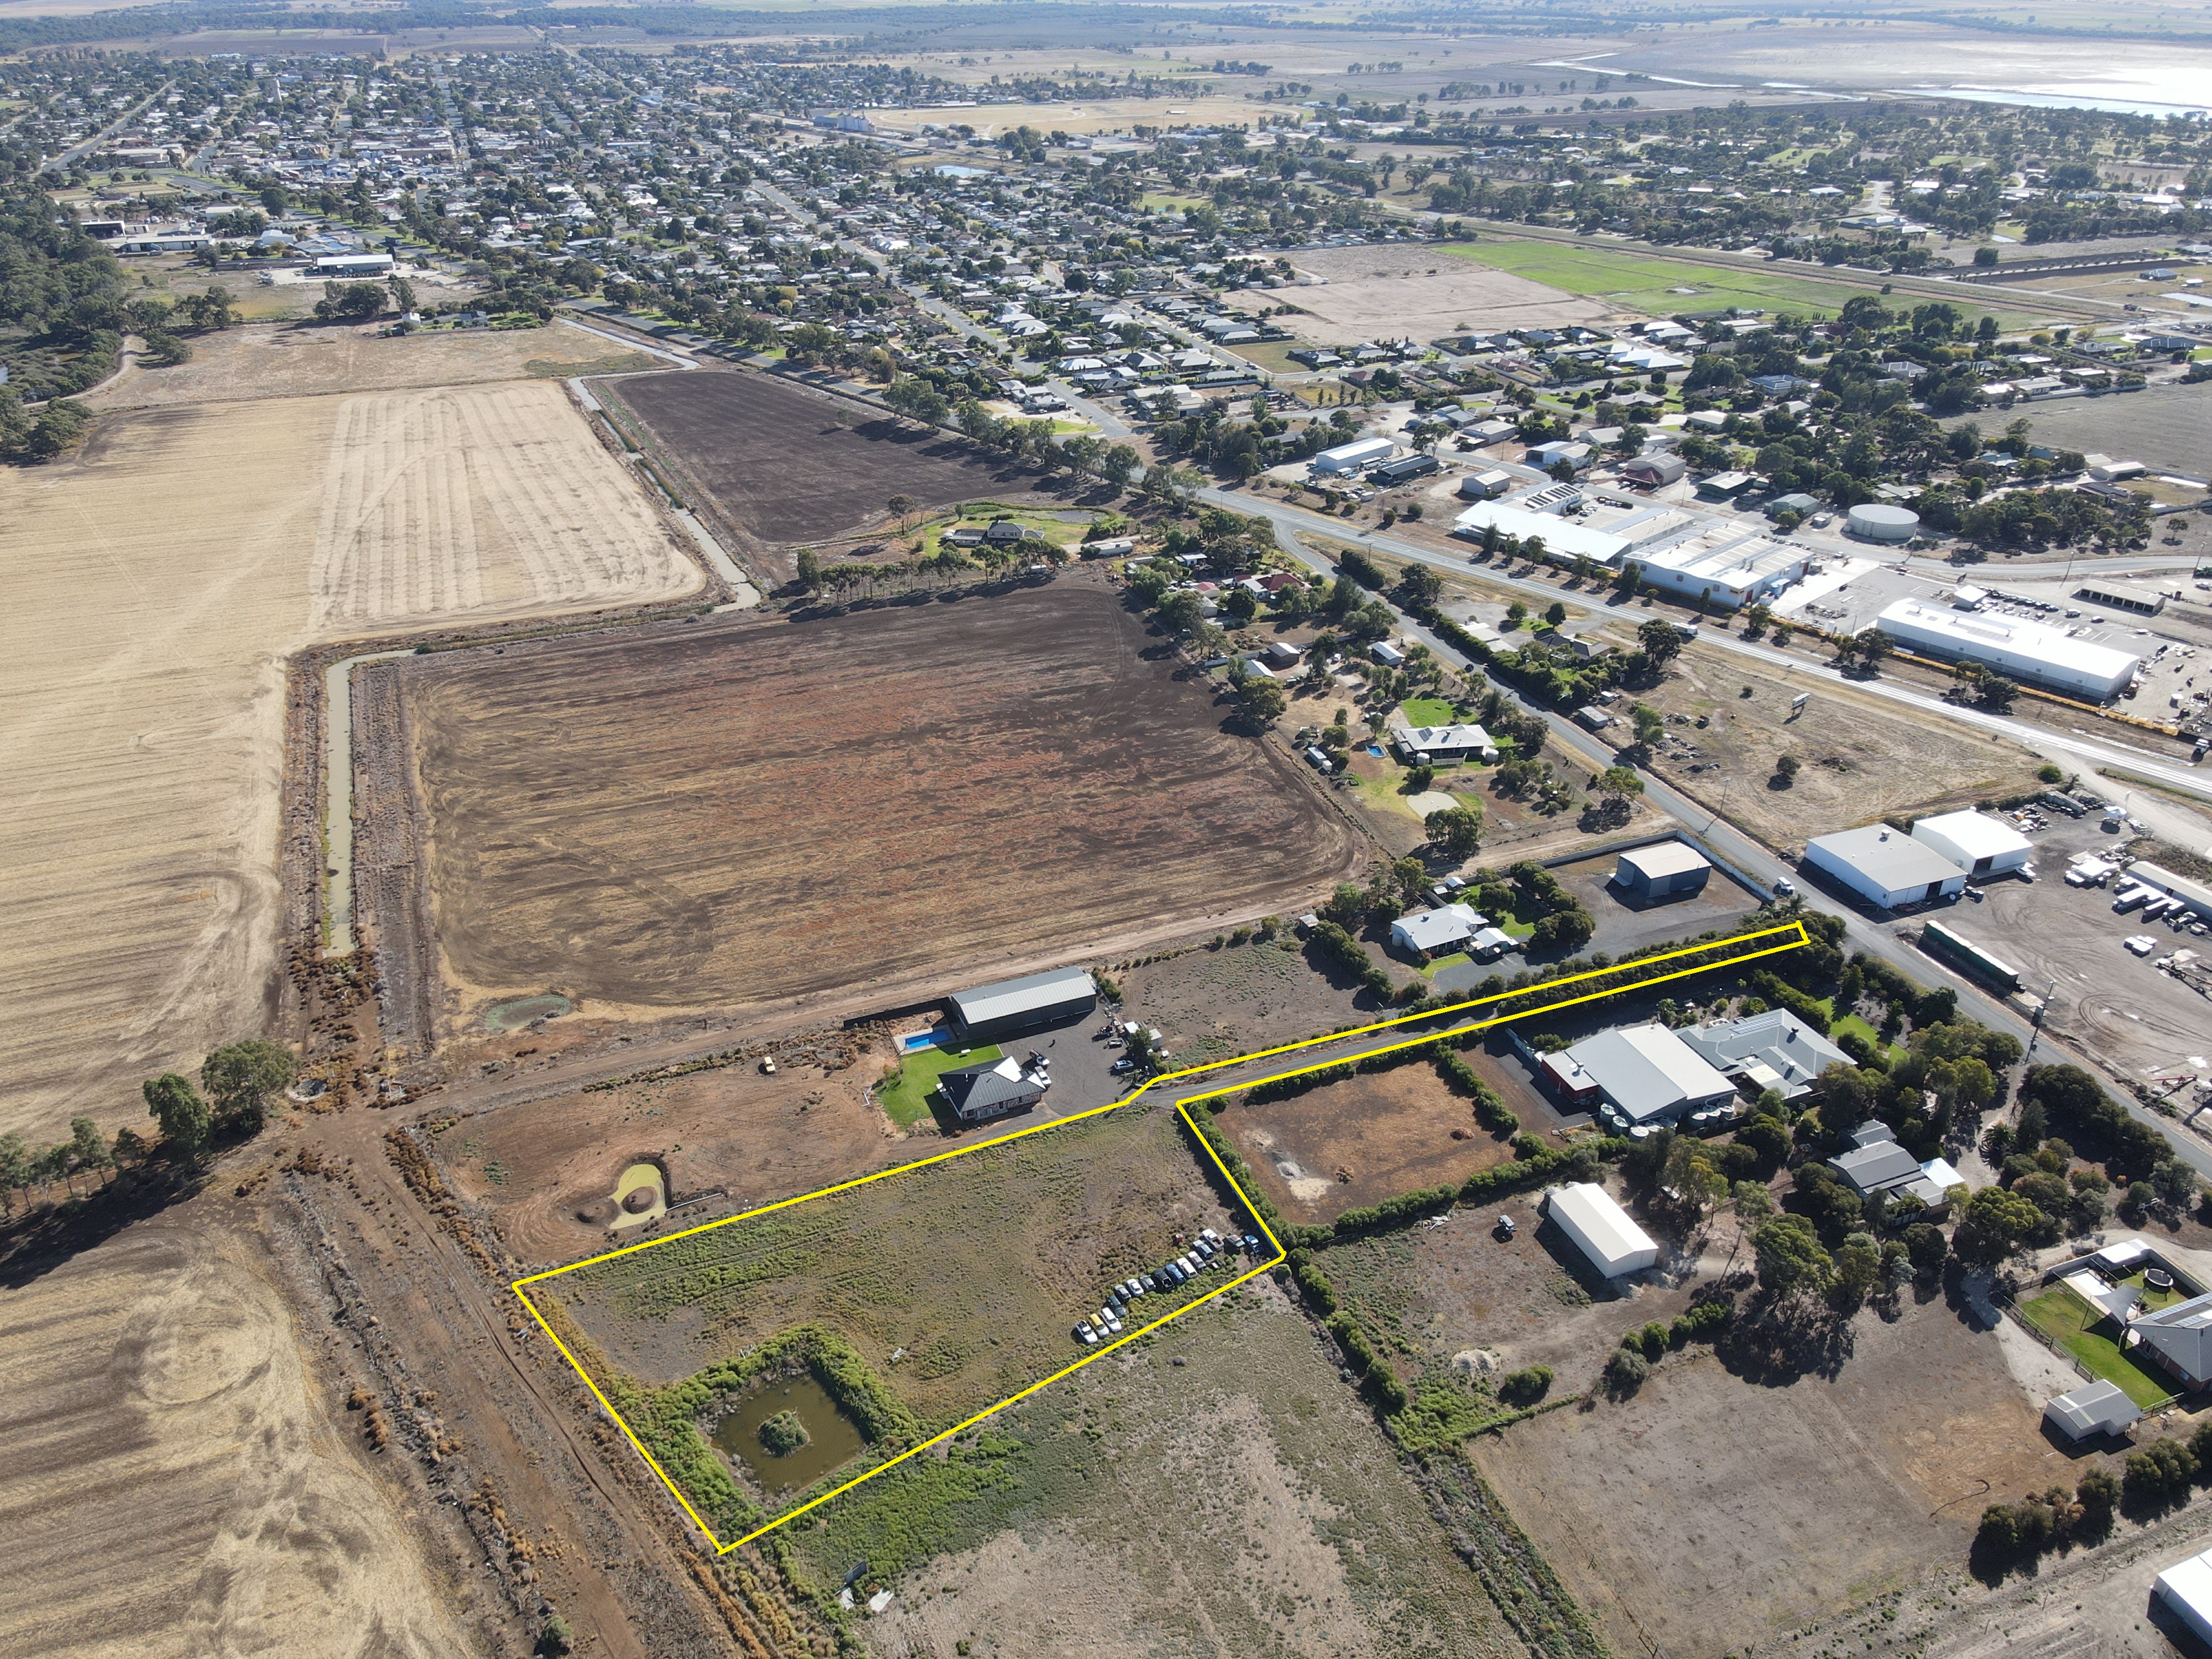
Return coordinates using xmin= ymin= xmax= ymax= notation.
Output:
xmin=2124 ymin=1436 xmax=2197 ymax=1512
xmin=1498 ymin=1364 xmax=1553 ymax=1406
xmin=757 ymin=1410 xmax=807 ymax=1455
xmin=1669 ymin=1300 xmax=1731 ymax=1345
xmin=1603 ymin=1347 xmax=1650 ymax=1393
xmin=1635 ymin=1321 xmax=1669 ymax=1360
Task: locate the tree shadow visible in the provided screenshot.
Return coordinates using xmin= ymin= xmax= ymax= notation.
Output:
xmin=0 ymin=1164 xmax=209 ymax=1290
xmin=1712 ymin=1292 xmax=1857 ymax=1384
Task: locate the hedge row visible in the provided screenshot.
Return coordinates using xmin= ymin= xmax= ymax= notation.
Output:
xmin=1745 ymin=968 xmax=1832 ymax=1037
xmin=1436 ymin=1048 xmax=1520 ymax=1134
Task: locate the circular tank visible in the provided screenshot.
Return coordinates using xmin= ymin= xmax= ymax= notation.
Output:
xmin=1846 ymin=503 xmax=1920 ymax=543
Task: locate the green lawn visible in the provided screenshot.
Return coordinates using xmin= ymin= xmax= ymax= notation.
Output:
xmin=874 ymin=1042 xmax=1004 ymax=1128
xmin=1443 ymin=237 xmax=2049 ymax=330
xmin=2018 ymin=1286 xmax=2178 ymax=1408
xmin=1422 ymin=951 xmax=1472 ymax=977
xmin=1398 ymin=697 xmax=1462 ymax=728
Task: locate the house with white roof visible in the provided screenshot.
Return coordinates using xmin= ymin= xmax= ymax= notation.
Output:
xmin=1390 ymin=904 xmax=1486 ymax=960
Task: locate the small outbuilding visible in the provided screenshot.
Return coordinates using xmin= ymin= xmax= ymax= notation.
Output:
xmin=1911 ymin=810 xmax=2033 ymax=878
xmin=2043 ymin=1379 xmax=2142 ymax=1441
xmin=1612 ymin=842 xmax=1712 ymax=901
xmin=1545 ymin=1182 xmax=1661 ymax=1277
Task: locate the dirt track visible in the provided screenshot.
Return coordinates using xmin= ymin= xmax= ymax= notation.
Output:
xmin=385 ymin=577 xmax=1367 ymax=1032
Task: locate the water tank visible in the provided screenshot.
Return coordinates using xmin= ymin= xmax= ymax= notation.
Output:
xmin=1847 ymin=503 xmax=1919 ymax=543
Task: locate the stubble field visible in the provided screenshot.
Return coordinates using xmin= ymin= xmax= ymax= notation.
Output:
xmin=392 ymin=578 xmax=1365 ymax=1027
xmin=609 ymin=369 xmax=1049 ymax=580
xmin=84 ymin=319 xmax=660 ymax=411
xmin=0 ymin=371 xmax=698 ymax=1141
xmin=0 ymin=1196 xmax=478 ymax=1659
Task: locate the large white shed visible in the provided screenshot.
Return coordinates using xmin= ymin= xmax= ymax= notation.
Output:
xmin=2158 ymin=1548 xmax=2212 ymax=1647
xmin=1803 ymin=825 xmax=1968 ymax=910
xmin=1545 ymin=1182 xmax=1660 ymax=1277
xmin=1910 ymin=810 xmax=2033 ymax=878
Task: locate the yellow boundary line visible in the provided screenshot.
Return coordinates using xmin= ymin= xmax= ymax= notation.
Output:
xmin=510 ymin=921 xmax=1808 ymax=1553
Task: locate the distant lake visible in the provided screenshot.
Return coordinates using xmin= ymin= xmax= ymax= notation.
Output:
xmin=709 ymin=1374 xmax=867 ymax=1496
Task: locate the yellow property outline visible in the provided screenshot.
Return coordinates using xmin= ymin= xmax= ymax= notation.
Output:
xmin=512 ymin=920 xmax=1808 ymax=1552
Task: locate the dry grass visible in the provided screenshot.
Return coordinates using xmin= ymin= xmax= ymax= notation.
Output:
xmin=1632 ymin=645 xmax=2047 ymax=849
xmin=0 ymin=381 xmax=698 ymax=1140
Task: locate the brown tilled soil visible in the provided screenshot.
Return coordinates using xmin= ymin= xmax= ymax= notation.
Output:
xmin=1214 ymin=1062 xmax=1533 ymax=1226
xmin=608 ymin=369 xmax=1053 ymax=580
xmin=388 ymin=576 xmax=1367 ymax=1031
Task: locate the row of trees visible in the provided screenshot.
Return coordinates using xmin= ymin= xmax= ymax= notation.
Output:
xmin=1 ymin=1040 xmax=294 ymax=1203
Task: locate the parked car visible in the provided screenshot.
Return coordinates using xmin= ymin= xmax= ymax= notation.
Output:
xmin=1110 ymin=1057 xmax=1136 ymax=1074
xmin=1074 ymin=1324 xmax=1097 ymax=1345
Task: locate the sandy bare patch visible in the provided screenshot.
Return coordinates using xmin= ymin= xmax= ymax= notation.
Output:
xmin=1281 ymin=244 xmax=1610 ymax=343
xmin=0 ymin=1216 xmax=476 ymax=1658
xmin=0 ymin=383 xmax=699 ymax=1140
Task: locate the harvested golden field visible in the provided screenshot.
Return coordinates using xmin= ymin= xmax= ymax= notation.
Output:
xmin=0 ymin=1203 xmax=477 ymax=1659
xmin=85 ymin=319 xmax=660 ymax=411
xmin=0 ymin=382 xmax=699 ymax=1141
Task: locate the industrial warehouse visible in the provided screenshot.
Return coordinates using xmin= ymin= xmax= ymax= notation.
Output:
xmin=1874 ymin=598 xmax=2143 ymax=701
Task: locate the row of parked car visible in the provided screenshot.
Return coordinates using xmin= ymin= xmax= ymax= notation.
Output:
xmin=1071 ymin=1229 xmax=1264 ymax=1345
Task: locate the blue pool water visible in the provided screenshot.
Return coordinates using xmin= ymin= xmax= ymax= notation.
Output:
xmin=898 ymin=1030 xmax=941 ymax=1053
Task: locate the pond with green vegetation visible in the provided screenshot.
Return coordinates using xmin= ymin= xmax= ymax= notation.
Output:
xmin=708 ymin=1373 xmax=867 ymax=1496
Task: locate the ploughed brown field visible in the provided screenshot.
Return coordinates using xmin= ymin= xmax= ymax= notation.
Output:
xmin=610 ymin=369 xmax=1045 ymax=573
xmin=397 ymin=578 xmax=1365 ymax=1026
